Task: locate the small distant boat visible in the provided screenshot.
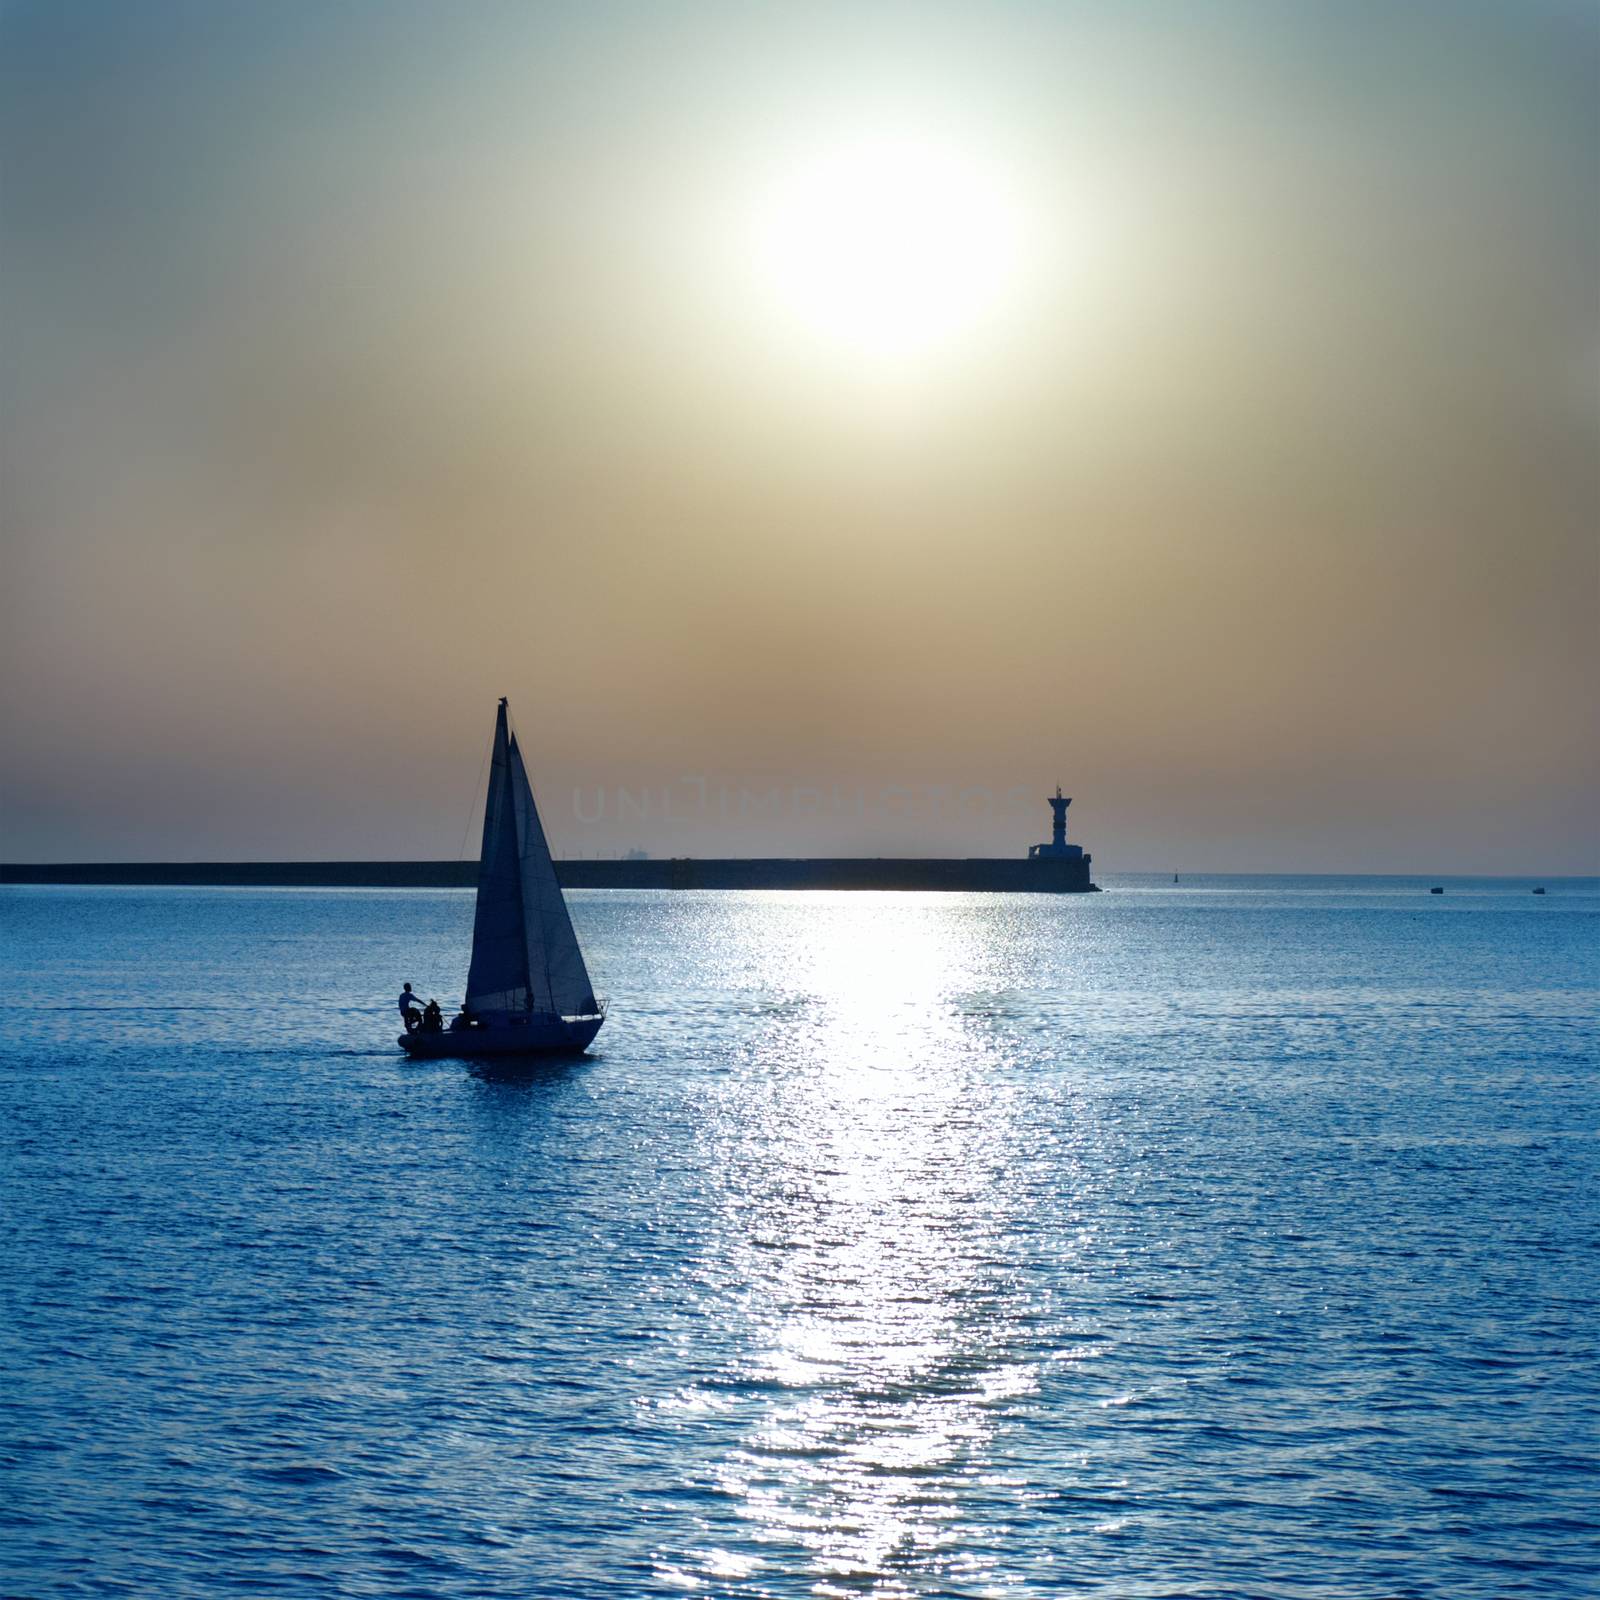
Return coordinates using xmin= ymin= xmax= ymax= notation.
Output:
xmin=400 ymin=699 xmax=604 ymax=1059
xmin=1533 ymin=887 xmax=1546 ymax=895
xmin=1430 ymin=886 xmax=1444 ymax=895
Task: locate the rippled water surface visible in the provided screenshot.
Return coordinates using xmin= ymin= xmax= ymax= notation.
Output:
xmin=2 ymin=878 xmax=1597 ymax=1597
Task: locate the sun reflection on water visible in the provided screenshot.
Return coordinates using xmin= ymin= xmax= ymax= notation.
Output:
xmin=680 ymin=898 xmax=1056 ymax=1594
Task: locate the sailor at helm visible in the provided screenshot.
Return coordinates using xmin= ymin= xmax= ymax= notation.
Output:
xmin=398 ymin=982 xmax=425 ymax=1032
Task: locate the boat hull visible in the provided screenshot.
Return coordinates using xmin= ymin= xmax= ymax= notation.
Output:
xmin=398 ymin=1014 xmax=603 ymax=1059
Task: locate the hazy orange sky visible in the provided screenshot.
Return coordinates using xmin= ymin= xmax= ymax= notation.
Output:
xmin=3 ymin=1 xmax=1596 ymax=871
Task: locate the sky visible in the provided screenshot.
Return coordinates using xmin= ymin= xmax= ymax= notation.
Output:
xmin=2 ymin=0 xmax=1596 ymax=872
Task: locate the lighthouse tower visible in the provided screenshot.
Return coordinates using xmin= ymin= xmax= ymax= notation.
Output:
xmin=1029 ymin=786 xmax=1083 ymax=861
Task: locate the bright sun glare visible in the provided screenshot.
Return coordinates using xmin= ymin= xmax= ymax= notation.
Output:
xmin=749 ymin=129 xmax=1025 ymax=365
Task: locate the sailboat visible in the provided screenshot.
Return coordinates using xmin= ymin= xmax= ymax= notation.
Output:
xmin=399 ymin=698 xmax=605 ymax=1058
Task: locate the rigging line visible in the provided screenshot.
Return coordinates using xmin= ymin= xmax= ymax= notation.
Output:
xmin=509 ymin=699 xmax=565 ymax=1009
xmin=500 ymin=703 xmax=538 ymax=1008
xmin=525 ymin=733 xmax=560 ymax=1008
xmin=506 ymin=698 xmax=548 ymax=848
xmin=455 ymin=717 xmax=496 ymax=863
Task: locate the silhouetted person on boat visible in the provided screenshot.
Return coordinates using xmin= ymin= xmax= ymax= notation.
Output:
xmin=422 ymin=998 xmax=443 ymax=1032
xmin=399 ymin=983 xmax=424 ymax=1032
xmin=450 ymin=1002 xmax=475 ymax=1032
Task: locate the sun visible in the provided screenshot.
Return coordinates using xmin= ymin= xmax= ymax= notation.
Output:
xmin=747 ymin=128 xmax=1025 ymax=366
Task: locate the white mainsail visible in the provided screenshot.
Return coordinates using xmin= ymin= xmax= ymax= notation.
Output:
xmin=464 ymin=700 xmax=598 ymax=1020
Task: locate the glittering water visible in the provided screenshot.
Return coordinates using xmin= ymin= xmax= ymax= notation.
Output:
xmin=2 ymin=878 xmax=1596 ymax=1597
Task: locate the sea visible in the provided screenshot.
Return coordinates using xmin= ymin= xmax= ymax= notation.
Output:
xmin=1 ymin=875 xmax=1596 ymax=1599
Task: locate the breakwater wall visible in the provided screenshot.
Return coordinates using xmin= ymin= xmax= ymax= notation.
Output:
xmin=3 ymin=857 xmax=1098 ymax=893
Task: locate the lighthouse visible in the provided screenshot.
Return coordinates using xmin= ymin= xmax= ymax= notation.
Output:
xmin=1029 ymin=786 xmax=1084 ymax=861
